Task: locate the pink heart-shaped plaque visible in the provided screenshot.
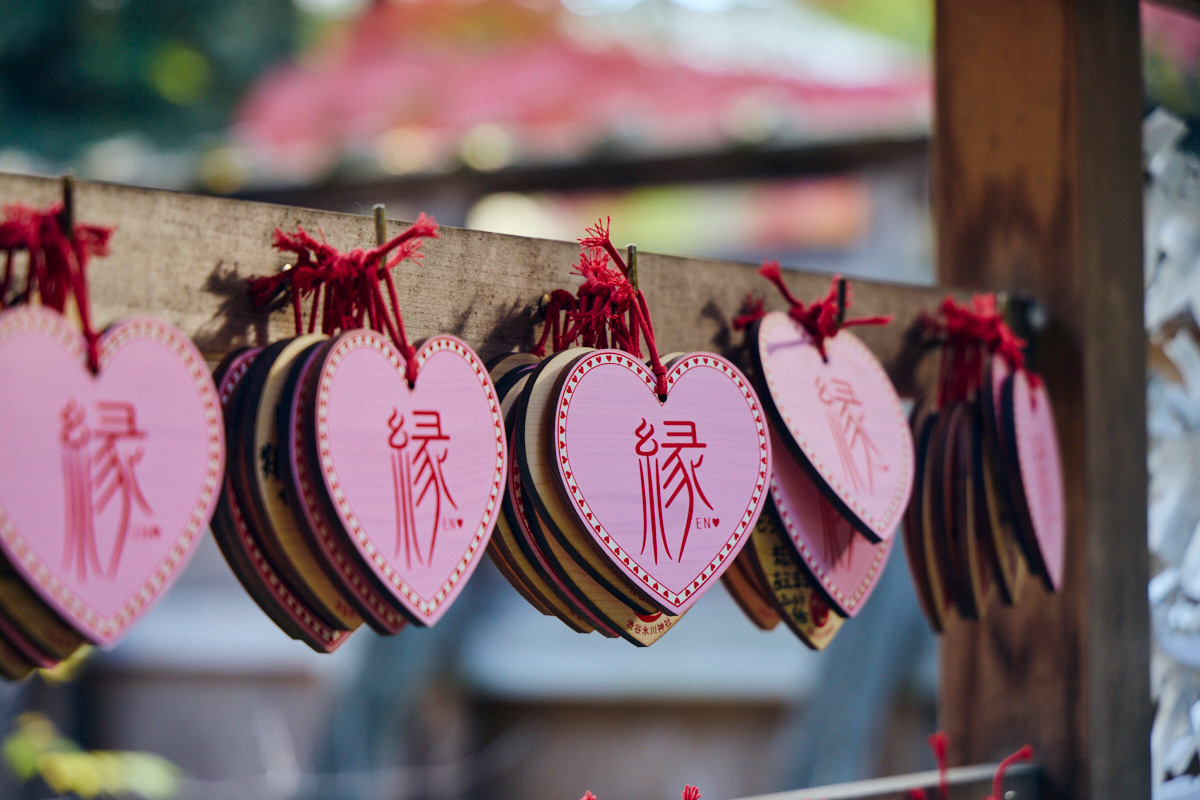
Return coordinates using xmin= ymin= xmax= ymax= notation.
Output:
xmin=753 ymin=312 xmax=913 ymax=542
xmin=312 ymin=330 xmax=505 ymax=625
xmin=553 ymin=350 xmax=769 ymax=614
xmin=0 ymin=307 xmax=223 ymax=645
xmin=1006 ymin=370 xmax=1065 ymax=591
xmin=768 ymin=424 xmax=893 ymax=617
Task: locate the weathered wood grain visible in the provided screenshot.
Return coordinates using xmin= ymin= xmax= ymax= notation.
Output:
xmin=0 ymin=172 xmax=943 ymax=373
xmin=934 ymin=2 xmax=1148 ymax=799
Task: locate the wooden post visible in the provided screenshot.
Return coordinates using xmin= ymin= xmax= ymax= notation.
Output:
xmin=934 ymin=2 xmax=1148 ymax=799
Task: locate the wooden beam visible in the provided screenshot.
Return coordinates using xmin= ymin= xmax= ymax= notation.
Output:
xmin=236 ymin=134 xmax=929 ymax=211
xmin=934 ymin=2 xmax=1148 ymax=799
xmin=0 ymin=172 xmax=940 ymax=374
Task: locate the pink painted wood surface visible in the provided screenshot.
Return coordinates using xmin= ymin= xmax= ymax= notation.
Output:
xmin=212 ymin=347 xmax=351 ymax=652
xmin=768 ymin=423 xmax=893 ymax=617
xmin=1011 ymin=371 xmax=1066 ymax=591
xmin=0 ymin=307 xmax=222 ymax=645
xmin=313 ymin=331 xmax=505 ymax=625
xmin=289 ymin=342 xmax=408 ymax=634
xmin=553 ymin=350 xmax=769 ymax=614
xmin=755 ymin=312 xmax=913 ymax=542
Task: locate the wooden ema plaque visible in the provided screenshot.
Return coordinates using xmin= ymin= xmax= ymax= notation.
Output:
xmin=229 ymin=336 xmax=364 ymax=631
xmin=286 ymin=340 xmax=408 ymax=634
xmin=553 ymin=350 xmax=770 ymax=615
xmin=903 ymin=407 xmax=946 ymax=632
xmin=0 ymin=307 xmax=223 ymax=645
xmin=488 ymin=357 xmax=585 ymax=625
xmin=767 ymin=424 xmax=893 ymax=618
xmin=516 ymin=347 xmax=660 ymax=616
xmin=721 ymin=549 xmax=782 ymax=632
xmin=1003 ymin=369 xmax=1066 ymax=591
xmin=307 ymin=331 xmax=506 ymax=626
xmin=743 ymin=506 xmax=844 ymax=650
xmin=210 ymin=347 xmax=355 ymax=652
xmin=488 ymin=354 xmax=595 ymax=634
xmin=513 ymin=349 xmax=684 ymax=645
xmin=751 ymin=312 xmax=913 ymax=542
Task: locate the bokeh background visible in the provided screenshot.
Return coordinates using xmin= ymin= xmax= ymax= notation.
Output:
xmin=0 ymin=2 xmax=1192 ymax=799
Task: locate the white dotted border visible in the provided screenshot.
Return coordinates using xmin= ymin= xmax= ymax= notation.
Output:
xmin=768 ymin=474 xmax=889 ymax=613
xmin=0 ymin=310 xmax=222 ymax=644
xmin=292 ymin=346 xmax=406 ymax=631
xmin=554 ymin=350 xmax=769 ymax=610
xmin=314 ymin=332 xmax=505 ymax=620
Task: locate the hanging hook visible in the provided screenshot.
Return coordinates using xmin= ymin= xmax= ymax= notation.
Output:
xmin=58 ymin=175 xmax=75 ymax=242
xmin=373 ymin=203 xmax=387 ymax=248
xmin=836 ymin=277 xmax=847 ymax=327
xmin=626 ymin=244 xmax=639 ymax=292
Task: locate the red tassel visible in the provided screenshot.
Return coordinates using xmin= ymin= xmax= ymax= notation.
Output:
xmin=256 ymin=215 xmax=438 ymax=377
xmin=682 ymin=786 xmax=701 ymax=800
xmin=987 ymin=745 xmax=1033 ymax=800
xmin=732 ymin=294 xmax=766 ymax=331
xmin=928 ymin=731 xmax=949 ymax=800
xmin=755 ymin=264 xmax=892 ymax=361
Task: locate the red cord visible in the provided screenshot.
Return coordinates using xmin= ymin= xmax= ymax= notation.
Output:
xmin=737 ymin=262 xmax=892 ymax=361
xmin=252 ymin=214 xmax=438 ymax=383
xmin=928 ymin=731 xmax=949 ymax=800
xmin=533 ymin=219 xmax=669 ymax=394
xmin=988 ymin=745 xmax=1034 ymax=800
xmin=923 ymin=294 xmax=1039 ymax=408
xmin=0 ymin=203 xmax=112 ymax=372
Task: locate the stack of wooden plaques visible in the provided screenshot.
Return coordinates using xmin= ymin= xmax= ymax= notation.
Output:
xmin=211 ymin=217 xmax=509 ymax=650
xmin=486 ymin=344 xmax=772 ymax=646
xmin=903 ymin=301 xmax=1065 ymax=631
xmin=724 ymin=295 xmax=914 ymax=650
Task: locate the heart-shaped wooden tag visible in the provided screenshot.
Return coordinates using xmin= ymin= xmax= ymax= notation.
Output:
xmin=553 ymin=350 xmax=769 ymax=614
xmin=210 ymin=347 xmax=353 ymax=652
xmin=752 ymin=312 xmax=912 ymax=542
xmin=517 ymin=347 xmax=660 ymax=616
xmin=0 ymin=307 xmax=223 ymax=645
xmin=310 ymin=330 xmax=506 ymax=625
xmin=768 ymin=424 xmax=892 ymax=617
xmin=0 ymin=564 xmax=85 ymax=662
xmin=743 ymin=507 xmax=844 ymax=649
xmin=721 ymin=550 xmax=781 ymax=632
xmin=1004 ymin=370 xmax=1066 ymax=591
xmin=967 ymin=397 xmax=1021 ymax=606
xmin=286 ymin=340 xmax=408 ymax=634
xmin=0 ymin=628 xmax=34 ymax=681
xmin=230 ymin=336 xmax=366 ymax=631
xmin=942 ymin=402 xmax=988 ymax=619
xmin=489 ymin=355 xmax=596 ymax=634
xmin=507 ymin=422 xmax=620 ymax=639
xmin=903 ymin=406 xmax=946 ymax=632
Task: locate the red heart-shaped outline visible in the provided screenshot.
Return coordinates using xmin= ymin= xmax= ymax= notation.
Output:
xmin=754 ymin=312 xmax=913 ymax=541
xmin=0 ymin=307 xmax=223 ymax=644
xmin=553 ymin=350 xmax=769 ymax=613
xmin=311 ymin=331 xmax=506 ymax=625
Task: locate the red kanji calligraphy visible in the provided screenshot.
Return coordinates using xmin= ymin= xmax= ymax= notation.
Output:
xmin=389 ymin=409 xmax=458 ymax=568
xmin=815 ymin=376 xmax=883 ymax=494
xmin=60 ymin=400 xmax=156 ymax=582
xmin=635 ymin=418 xmax=713 ymax=564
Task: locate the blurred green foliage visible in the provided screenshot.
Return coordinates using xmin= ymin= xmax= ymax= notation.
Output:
xmin=805 ymin=0 xmax=932 ymax=51
xmin=3 ymin=712 xmax=179 ymax=799
xmin=0 ymin=0 xmax=299 ymax=161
